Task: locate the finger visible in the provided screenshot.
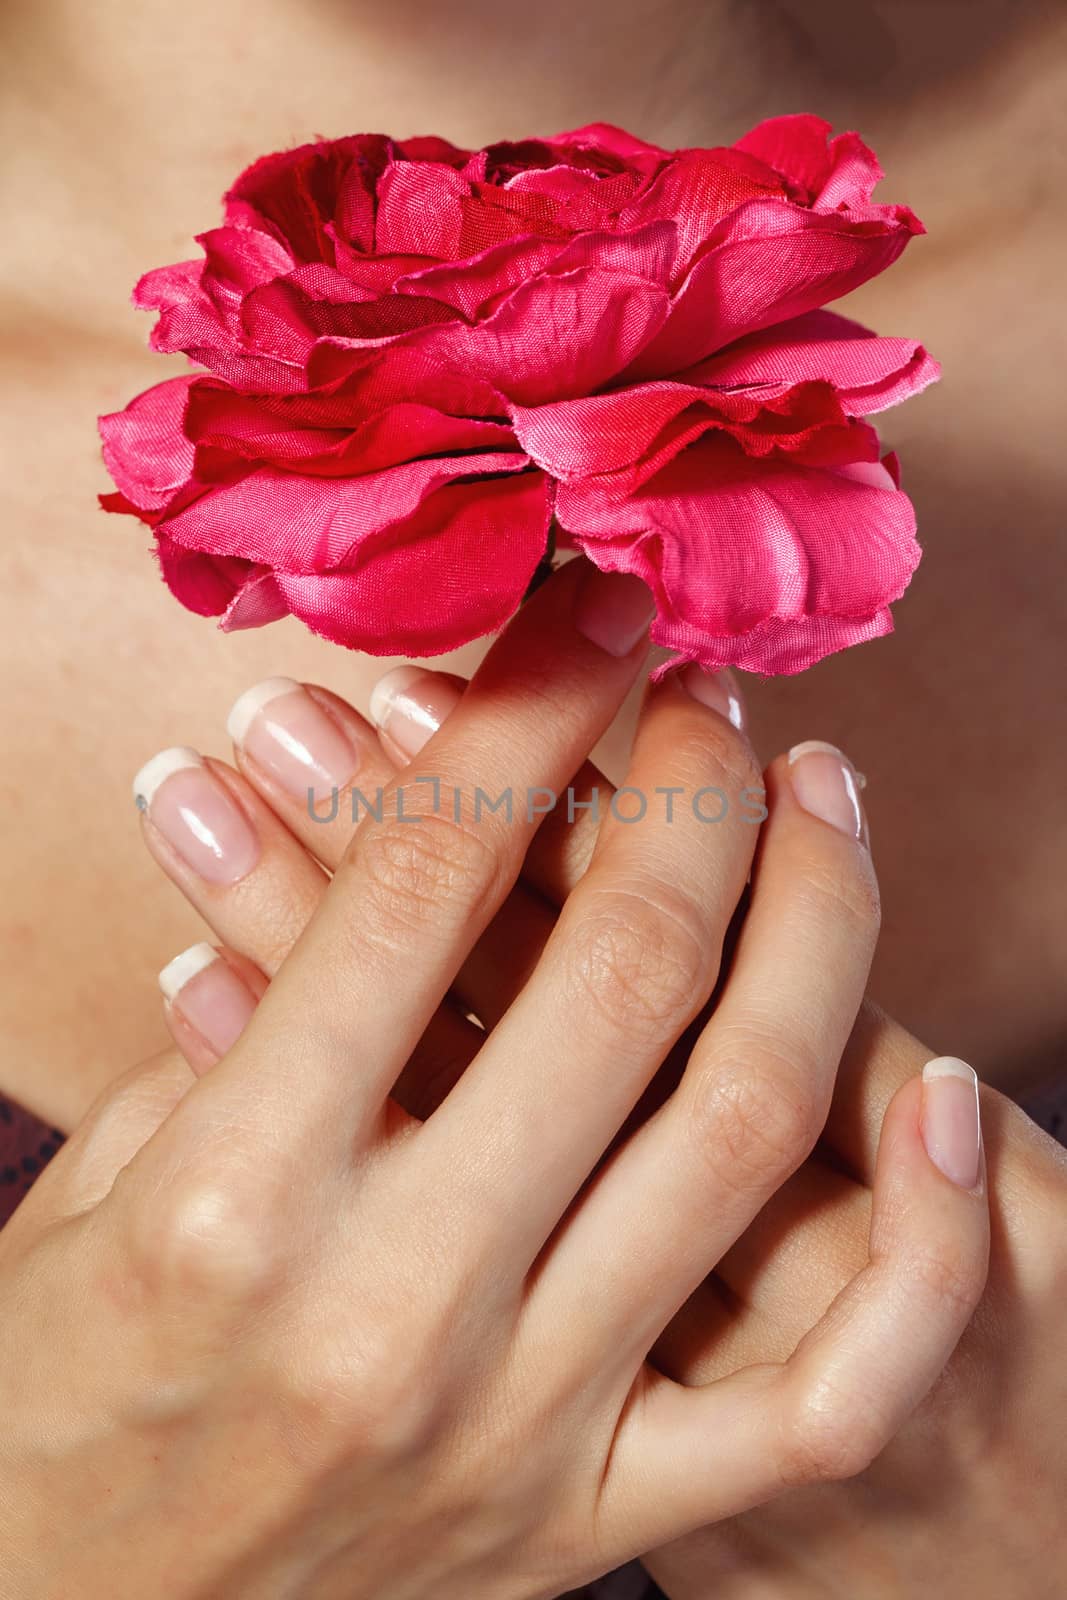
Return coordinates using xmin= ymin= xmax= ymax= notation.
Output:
xmin=820 ymin=998 xmax=925 ymax=1183
xmin=364 ymin=668 xmax=561 ymax=1025
xmin=158 ymin=937 xmax=483 ymax=1119
xmin=547 ymin=741 xmax=879 ymax=1365
xmin=653 ymin=1164 xmax=871 ymax=1388
xmin=650 ymin=1276 xmax=788 ymax=1389
xmin=603 ymin=1064 xmax=989 ymax=1554
xmin=224 ymin=666 xmax=618 ymax=913
xmin=160 ymin=943 xmax=268 ymax=1075
xmin=715 ymin=1161 xmax=870 ymax=1335
xmin=224 ymin=668 xmax=587 ymax=1027
xmin=184 ymin=560 xmax=656 ymax=1142
xmin=364 ymin=664 xmax=623 ymax=909
xmin=522 ymin=661 xmax=741 ymax=907
xmin=11 ymin=1048 xmax=195 ymax=1226
xmin=458 ymin=672 xmax=738 ymax=1025
xmin=225 ymin=654 xmax=676 ymax=1029
xmin=136 ymin=719 xmax=496 ymax=1105
xmin=224 ymin=674 xmax=406 ymax=869
xmin=823 ymin=1002 xmax=1067 ymax=1304
xmin=133 ymin=750 xmax=328 ymax=974
xmin=822 ymin=1001 xmax=1057 ymax=1202
xmin=421 ymin=664 xmax=759 ymax=1262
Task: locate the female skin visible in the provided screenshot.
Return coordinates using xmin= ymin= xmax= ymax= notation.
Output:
xmin=0 ymin=0 xmax=1064 ymax=1591
xmin=134 ymin=574 xmax=1067 ymax=1600
xmin=0 ymin=564 xmax=1000 ymax=1595
xmin=2 ymin=0 xmax=1065 ymax=1121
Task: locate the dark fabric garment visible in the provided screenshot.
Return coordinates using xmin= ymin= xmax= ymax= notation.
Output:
xmin=0 ymin=1097 xmax=63 ymax=1224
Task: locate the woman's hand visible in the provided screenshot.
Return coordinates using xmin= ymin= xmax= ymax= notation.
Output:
xmin=643 ymin=1002 xmax=1067 ymax=1600
xmin=135 ymin=603 xmax=1063 ymax=1600
xmin=104 ymin=561 xmax=985 ymax=1597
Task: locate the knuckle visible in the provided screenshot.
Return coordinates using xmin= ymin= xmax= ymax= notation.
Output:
xmin=687 ymin=1050 xmax=820 ymax=1193
xmin=345 ymin=808 xmax=504 ymax=944
xmin=669 ymin=720 xmax=763 ymax=800
xmin=80 ymin=1054 xmax=192 ymax=1150
xmin=564 ymin=883 xmax=710 ymax=1038
xmin=124 ymin=1166 xmax=283 ymax=1308
xmin=905 ymin=1243 xmax=986 ymax=1321
xmin=782 ymin=1378 xmax=888 ymax=1486
xmin=715 ymin=734 xmax=764 ymax=802
xmin=280 ymin=1315 xmax=445 ymax=1469
xmin=796 ymin=854 xmax=882 ymax=938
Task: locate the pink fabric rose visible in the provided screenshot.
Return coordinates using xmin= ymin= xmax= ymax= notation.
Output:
xmin=100 ymin=116 xmax=938 ymax=674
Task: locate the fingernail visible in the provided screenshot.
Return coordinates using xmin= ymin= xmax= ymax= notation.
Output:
xmin=227 ymin=676 xmax=359 ymax=803
xmin=787 ymin=740 xmax=865 ymax=841
xmin=369 ymin=665 xmax=463 ymax=760
xmin=574 ymin=567 xmax=655 ymax=656
xmin=921 ymin=1057 xmax=982 ymax=1190
xmin=132 ymin=747 xmax=260 ymax=885
xmin=160 ymin=943 xmax=258 ymax=1058
xmin=676 ymin=663 xmax=745 ymax=731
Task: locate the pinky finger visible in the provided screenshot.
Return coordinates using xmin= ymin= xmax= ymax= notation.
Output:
xmin=161 ymin=943 xmax=267 ymax=1075
xmin=773 ymin=1061 xmax=988 ymax=1486
xmin=605 ymin=1060 xmax=989 ymax=1553
xmin=160 ymin=940 xmax=485 ymax=1116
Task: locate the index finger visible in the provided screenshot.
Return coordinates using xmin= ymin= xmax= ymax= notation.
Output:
xmin=190 ymin=560 xmax=655 ymax=1143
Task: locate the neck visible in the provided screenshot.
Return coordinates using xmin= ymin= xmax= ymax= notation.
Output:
xmin=2 ymin=0 xmax=1062 ymax=338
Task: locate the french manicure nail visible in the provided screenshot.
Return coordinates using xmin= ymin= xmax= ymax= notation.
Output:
xmin=787 ymin=740 xmax=865 ymax=841
xmin=227 ymin=676 xmax=359 ymax=803
xmin=369 ymin=666 xmax=463 ymax=760
xmin=132 ymin=747 xmax=260 ymax=885
xmin=160 ymin=943 xmax=258 ymax=1058
xmin=921 ymin=1057 xmax=982 ymax=1190
xmin=676 ymin=663 xmax=746 ymax=730
xmin=574 ymin=567 xmax=655 ymax=657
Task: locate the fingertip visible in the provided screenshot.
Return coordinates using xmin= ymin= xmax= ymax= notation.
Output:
xmin=877 ymin=1063 xmax=985 ymax=1198
xmin=920 ymin=1058 xmax=983 ymax=1193
xmin=161 ymin=943 xmax=261 ymax=1072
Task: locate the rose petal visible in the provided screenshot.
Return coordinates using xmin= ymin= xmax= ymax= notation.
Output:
xmin=159 ymin=451 xmax=532 ymax=571
xmin=306 ymin=338 xmax=508 ymax=419
xmin=220 ymin=569 xmax=292 ymax=630
xmin=186 ymin=382 xmax=517 ymax=477
xmin=312 ymin=265 xmax=669 ymax=406
xmin=239 ymin=272 xmax=456 ymax=364
xmin=133 ymin=259 xmax=203 ymax=312
xmin=196 ymin=226 xmax=295 ymax=299
xmin=652 ymin=609 xmax=895 ymax=676
xmin=98 ymin=377 xmax=197 ymax=511
xmin=689 ymin=308 xmax=940 ymax=414
xmin=154 ymin=530 xmax=251 ymax=617
xmin=559 ymin=435 xmax=920 ymax=672
xmin=550 ymin=123 xmax=667 ymax=167
xmin=735 ymin=115 xmax=886 ymax=210
xmin=396 ymin=134 xmax=473 ymax=168
xmin=501 ymin=165 xmax=645 ymax=223
xmin=511 ymin=379 xmax=853 ymax=484
xmin=619 ymin=147 xmax=788 ymax=273
xmin=394 ymin=219 xmax=676 ymax=320
xmin=272 ymin=471 xmax=551 ymax=653
xmin=374 ymin=160 xmax=470 ymax=257
xmin=625 ymin=198 xmax=924 ymax=377
xmin=224 ymin=135 xmax=393 ymax=261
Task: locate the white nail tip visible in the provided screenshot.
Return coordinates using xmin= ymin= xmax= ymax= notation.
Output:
xmin=369 ymin=664 xmax=425 ymax=728
xmin=788 ymin=740 xmax=849 ymax=765
xmin=226 ymin=676 xmax=302 ymax=746
xmin=159 ymin=942 xmax=219 ymax=1002
xmin=922 ymin=1056 xmax=979 ymax=1086
xmin=132 ymin=746 xmax=202 ymax=809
